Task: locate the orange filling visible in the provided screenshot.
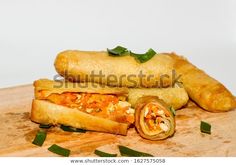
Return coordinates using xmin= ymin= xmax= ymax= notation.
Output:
xmin=144 ymin=103 xmax=170 ymax=131
xmin=42 ymin=91 xmax=134 ymax=124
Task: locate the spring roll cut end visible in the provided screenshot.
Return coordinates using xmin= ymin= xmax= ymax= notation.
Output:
xmin=134 ymin=96 xmax=175 ymax=140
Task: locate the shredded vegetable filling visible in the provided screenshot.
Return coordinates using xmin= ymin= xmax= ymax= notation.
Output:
xmin=43 ymin=92 xmax=135 ymax=124
xmin=143 ymin=103 xmax=170 ymax=132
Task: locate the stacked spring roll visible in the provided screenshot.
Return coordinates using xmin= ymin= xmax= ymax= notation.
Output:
xmin=54 ymin=50 xmax=175 ymax=88
xmin=32 ymin=79 xmax=134 ymax=135
xmin=31 ymin=48 xmax=235 ymax=140
xmin=52 ymin=50 xmax=190 ymax=139
xmin=31 ymin=50 xmax=189 ymax=139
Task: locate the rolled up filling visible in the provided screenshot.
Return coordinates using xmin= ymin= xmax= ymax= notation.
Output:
xmin=39 ymin=91 xmax=135 ymax=125
xmin=135 ymin=96 xmax=175 ymax=140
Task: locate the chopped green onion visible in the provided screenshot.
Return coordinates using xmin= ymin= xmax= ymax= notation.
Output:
xmin=130 ymin=48 xmax=156 ymax=63
xmin=118 ymin=145 xmax=154 ymax=157
xmin=60 ymin=125 xmax=86 ymax=133
xmin=48 ymin=144 xmax=70 ymax=157
xmin=200 ymin=121 xmax=211 ymax=134
xmin=107 ymin=46 xmax=157 ymax=63
xmin=94 ymin=149 xmax=117 ymax=157
xmin=39 ymin=124 xmax=52 ymax=129
xmin=32 ymin=130 xmax=47 ymax=146
xmin=169 ymin=106 xmax=176 ymax=116
xmin=107 ymin=46 xmax=129 ymax=56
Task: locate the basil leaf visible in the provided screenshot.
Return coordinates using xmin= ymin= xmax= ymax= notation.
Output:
xmin=107 ymin=46 xmax=128 ymax=56
xmin=32 ymin=130 xmax=47 ymax=146
xmin=48 ymin=144 xmax=70 ymax=157
xmin=169 ymin=106 xmax=176 ymax=116
xmin=94 ymin=149 xmax=117 ymax=157
xmin=60 ymin=125 xmax=86 ymax=133
xmin=39 ymin=124 xmax=52 ymax=129
xmin=200 ymin=121 xmax=211 ymax=134
xmin=130 ymin=48 xmax=156 ymax=63
xmin=118 ymin=145 xmax=154 ymax=157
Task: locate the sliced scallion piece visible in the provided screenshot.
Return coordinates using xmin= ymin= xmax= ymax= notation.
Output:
xmin=169 ymin=106 xmax=176 ymax=116
xmin=60 ymin=125 xmax=86 ymax=133
xmin=94 ymin=149 xmax=117 ymax=157
xmin=48 ymin=144 xmax=70 ymax=157
xmin=32 ymin=130 xmax=47 ymax=146
xmin=130 ymin=48 xmax=156 ymax=63
xmin=107 ymin=46 xmax=128 ymax=56
xmin=200 ymin=121 xmax=211 ymax=134
xmin=39 ymin=124 xmax=52 ymax=129
xmin=118 ymin=145 xmax=154 ymax=157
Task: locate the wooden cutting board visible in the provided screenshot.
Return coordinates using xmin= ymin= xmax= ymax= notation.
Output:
xmin=0 ymin=85 xmax=235 ymax=157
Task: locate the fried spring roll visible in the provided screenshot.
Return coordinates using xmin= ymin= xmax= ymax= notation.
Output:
xmin=31 ymin=79 xmax=135 ymax=135
xmin=128 ymin=87 xmax=189 ymax=110
xmin=135 ymin=96 xmax=175 ymax=140
xmin=32 ymin=100 xmax=128 ymax=135
xmin=167 ymin=53 xmax=236 ymax=112
xmin=54 ymin=50 xmax=174 ymax=87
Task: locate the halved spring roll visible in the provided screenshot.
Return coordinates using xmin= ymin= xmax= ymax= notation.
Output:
xmin=128 ymin=86 xmax=189 ymax=110
xmin=31 ymin=100 xmax=128 ymax=135
xmin=31 ymin=79 xmax=135 ymax=135
xmin=135 ymin=96 xmax=175 ymax=140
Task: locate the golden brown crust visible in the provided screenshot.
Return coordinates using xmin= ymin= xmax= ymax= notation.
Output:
xmin=54 ymin=50 xmax=175 ymax=87
xmin=134 ymin=96 xmax=175 ymax=140
xmin=31 ymin=99 xmax=128 ymax=135
xmin=34 ymin=79 xmax=128 ymax=98
xmin=128 ymin=87 xmax=189 ymax=110
xmin=167 ymin=53 xmax=236 ymax=112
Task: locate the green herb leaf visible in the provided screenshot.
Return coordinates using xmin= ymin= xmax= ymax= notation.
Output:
xmin=94 ymin=149 xmax=117 ymax=157
xmin=200 ymin=121 xmax=211 ymax=134
xmin=39 ymin=124 xmax=52 ymax=129
xmin=169 ymin=106 xmax=176 ymax=116
xmin=118 ymin=145 xmax=154 ymax=157
xmin=107 ymin=46 xmax=157 ymax=63
xmin=130 ymin=48 xmax=156 ymax=63
xmin=32 ymin=130 xmax=47 ymax=146
xmin=60 ymin=125 xmax=86 ymax=133
xmin=48 ymin=144 xmax=70 ymax=157
xmin=107 ymin=46 xmax=128 ymax=56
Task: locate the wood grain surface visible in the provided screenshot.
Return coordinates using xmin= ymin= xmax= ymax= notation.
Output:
xmin=0 ymin=85 xmax=235 ymax=157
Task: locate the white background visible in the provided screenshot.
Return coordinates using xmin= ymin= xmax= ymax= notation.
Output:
xmin=0 ymin=0 xmax=235 ymax=95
